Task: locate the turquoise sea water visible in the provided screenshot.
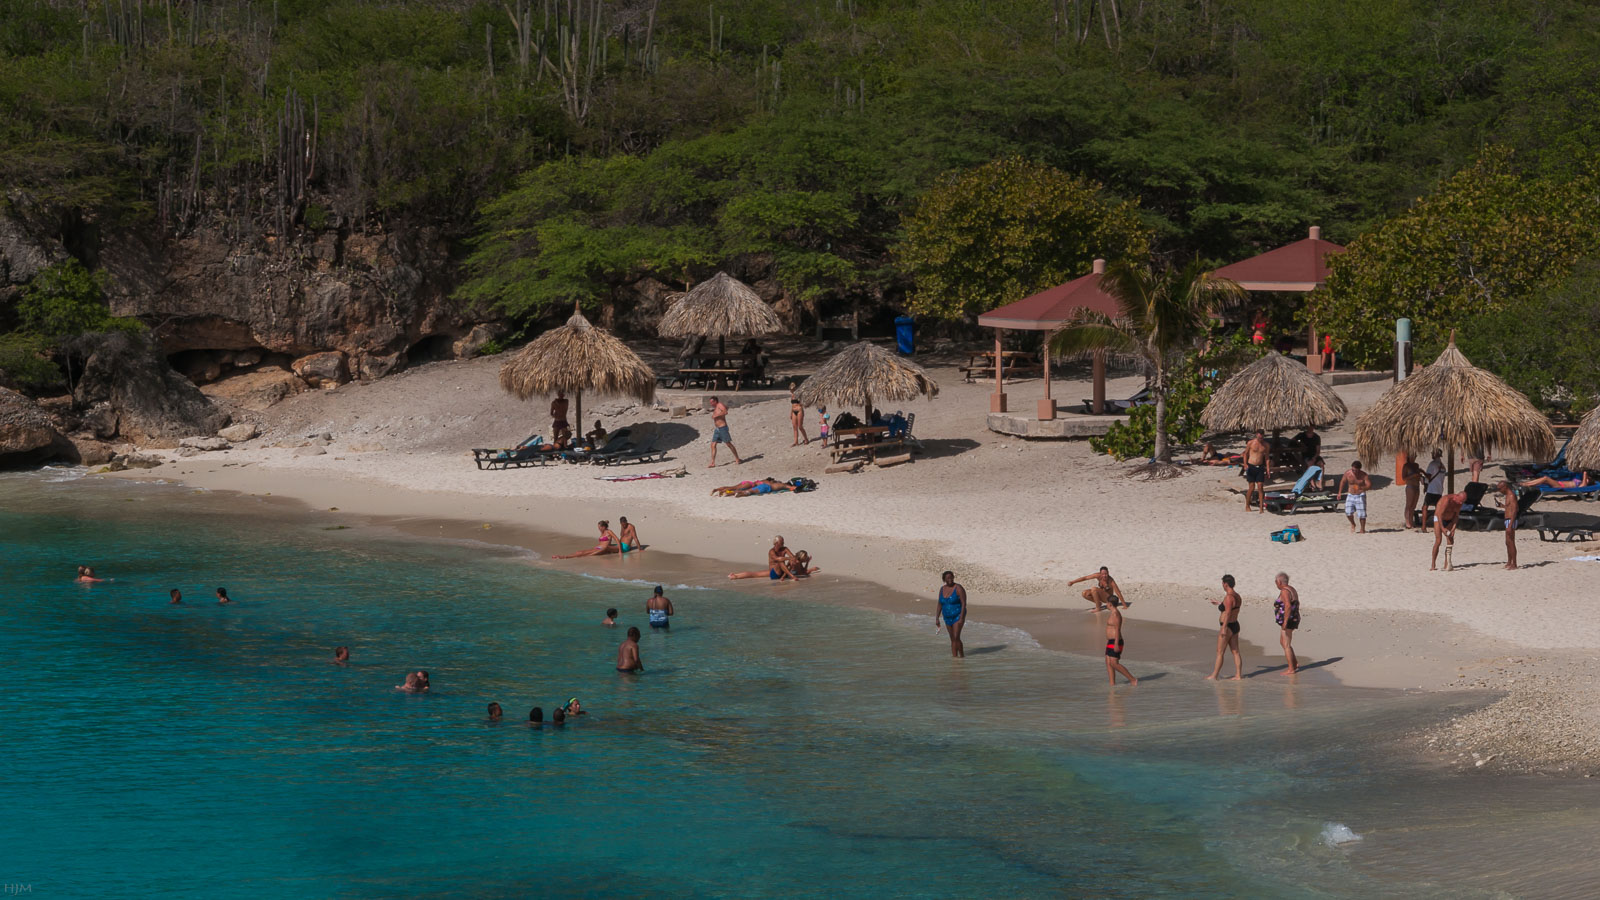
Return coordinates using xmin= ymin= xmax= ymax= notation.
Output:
xmin=5 ymin=471 xmax=1599 ymax=898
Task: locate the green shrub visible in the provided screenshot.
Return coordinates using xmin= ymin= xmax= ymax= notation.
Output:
xmin=0 ymin=332 xmax=64 ymax=391
xmin=1090 ymin=332 xmax=1264 ymax=460
xmin=475 ymin=338 xmax=506 ymax=357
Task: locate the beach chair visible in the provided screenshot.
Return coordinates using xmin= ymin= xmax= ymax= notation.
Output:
xmin=1263 ymin=467 xmax=1339 ymax=514
xmin=594 ymin=433 xmax=668 ymax=467
xmin=1459 ymin=486 xmax=1543 ymax=532
xmin=1080 ymin=387 xmax=1152 ymax=415
xmin=473 ymin=435 xmax=557 ymax=469
xmin=1530 ymin=480 xmax=1600 ymax=501
xmin=1500 ymin=435 xmax=1574 ymax=482
xmin=562 ymin=427 xmax=634 ymax=464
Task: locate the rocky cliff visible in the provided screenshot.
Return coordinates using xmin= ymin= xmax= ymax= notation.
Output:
xmin=99 ymin=223 xmax=490 ymax=385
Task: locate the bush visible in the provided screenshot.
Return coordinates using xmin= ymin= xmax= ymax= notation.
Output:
xmin=0 ymin=332 xmax=64 ymax=392
xmin=1090 ymin=332 xmax=1264 ymax=460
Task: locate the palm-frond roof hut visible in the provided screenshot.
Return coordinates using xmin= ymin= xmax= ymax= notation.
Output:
xmin=499 ymin=309 xmax=655 ymax=430
xmin=1564 ymin=405 xmax=1600 ymax=471
xmin=794 ymin=341 xmax=938 ymax=418
xmin=1354 ymin=335 xmax=1553 ymax=492
xmin=1201 ymin=350 xmax=1347 ymax=434
xmin=659 ymin=272 xmax=782 ymax=341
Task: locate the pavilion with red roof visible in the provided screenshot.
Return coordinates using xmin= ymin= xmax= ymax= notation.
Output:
xmin=1212 ymin=226 xmax=1345 ymax=369
xmin=978 ymin=258 xmax=1120 ymax=418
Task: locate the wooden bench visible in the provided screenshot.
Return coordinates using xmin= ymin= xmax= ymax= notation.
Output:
xmin=671 ymin=368 xmax=747 ymax=390
xmin=830 ymin=437 xmax=906 ymax=464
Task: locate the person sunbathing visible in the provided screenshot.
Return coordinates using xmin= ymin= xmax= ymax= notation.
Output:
xmin=791 ymin=550 xmax=820 ymax=577
xmin=713 ymin=477 xmax=794 ymax=497
xmin=1520 ymin=472 xmax=1591 ymax=490
xmin=1195 ymin=443 xmax=1240 ymax=466
xmin=730 ymin=536 xmax=800 ymax=580
xmin=554 ymin=520 xmax=621 ymax=558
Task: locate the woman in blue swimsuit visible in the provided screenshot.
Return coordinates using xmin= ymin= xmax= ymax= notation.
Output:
xmin=934 ymin=570 xmax=967 ymax=658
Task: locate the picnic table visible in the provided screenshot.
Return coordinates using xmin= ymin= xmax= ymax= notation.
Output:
xmin=828 ymin=425 xmax=905 ymax=464
xmin=667 ymin=352 xmax=766 ymax=390
xmin=961 ymin=350 xmax=1043 ymax=383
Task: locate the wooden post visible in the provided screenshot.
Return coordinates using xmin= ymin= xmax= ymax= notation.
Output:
xmin=1446 ymin=446 xmax=1455 ymax=495
xmin=574 ymin=389 xmax=583 ymax=443
xmin=1308 ymin=320 xmax=1319 ymax=373
xmin=1037 ymin=342 xmax=1055 ymax=420
xmin=1091 ymin=350 xmax=1106 ymax=414
xmin=990 ymin=329 xmax=1007 ymax=413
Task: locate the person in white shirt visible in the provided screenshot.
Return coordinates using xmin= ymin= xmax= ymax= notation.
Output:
xmin=1422 ymin=449 xmax=1446 ymax=527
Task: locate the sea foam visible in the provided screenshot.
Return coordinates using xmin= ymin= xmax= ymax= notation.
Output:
xmin=1320 ymin=823 xmax=1362 ymax=846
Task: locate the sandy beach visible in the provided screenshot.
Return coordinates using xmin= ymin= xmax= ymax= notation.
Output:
xmin=108 ymin=341 xmax=1600 ymax=774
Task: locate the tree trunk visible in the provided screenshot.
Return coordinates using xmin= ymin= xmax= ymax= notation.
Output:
xmin=1152 ymin=374 xmax=1170 ymax=463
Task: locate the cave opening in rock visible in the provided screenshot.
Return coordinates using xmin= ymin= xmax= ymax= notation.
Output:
xmin=407 ymin=334 xmax=455 ymax=365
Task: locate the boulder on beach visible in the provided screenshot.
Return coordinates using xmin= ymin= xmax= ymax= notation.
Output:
xmin=0 ymin=386 xmax=70 ymax=467
xmin=74 ymin=332 xmax=230 ymax=444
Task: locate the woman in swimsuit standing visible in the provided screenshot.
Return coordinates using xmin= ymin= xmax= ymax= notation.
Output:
xmin=934 ymin=570 xmax=967 ymax=658
xmin=1206 ymin=574 xmax=1243 ymax=680
xmin=555 ymin=521 xmax=621 ymax=559
xmin=789 ymin=383 xmax=809 ymax=446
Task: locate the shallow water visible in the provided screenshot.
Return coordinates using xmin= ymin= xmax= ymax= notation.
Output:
xmin=3 ymin=471 xmax=1597 ymax=898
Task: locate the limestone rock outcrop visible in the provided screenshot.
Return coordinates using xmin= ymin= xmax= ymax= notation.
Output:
xmin=0 ymin=386 xmax=70 ymax=467
xmin=74 ymin=332 xmax=229 ymax=445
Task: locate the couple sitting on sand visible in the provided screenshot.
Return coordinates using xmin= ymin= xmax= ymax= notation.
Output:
xmin=553 ymin=518 xmax=643 ymax=559
xmin=728 ymin=535 xmax=818 ymax=581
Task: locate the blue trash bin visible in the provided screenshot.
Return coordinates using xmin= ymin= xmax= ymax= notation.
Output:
xmin=894 ymin=316 xmax=915 ymax=355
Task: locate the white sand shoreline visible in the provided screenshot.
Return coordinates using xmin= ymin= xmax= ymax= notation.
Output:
xmin=96 ymin=350 xmax=1600 ymax=772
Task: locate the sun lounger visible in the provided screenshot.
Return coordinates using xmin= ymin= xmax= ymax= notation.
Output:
xmin=1459 ymin=486 xmax=1544 ymax=532
xmin=1264 ymin=466 xmax=1339 ymax=514
xmin=561 ymin=427 xmax=634 ymax=464
xmin=1501 ymin=435 xmax=1574 ymax=482
xmin=1538 ymin=522 xmax=1597 ymax=542
xmin=1531 ymin=482 xmax=1600 ymax=501
xmin=473 ymin=435 xmax=558 ymax=469
xmin=1080 ymin=387 xmax=1152 ymax=415
xmin=594 ymin=434 xmax=668 ymax=466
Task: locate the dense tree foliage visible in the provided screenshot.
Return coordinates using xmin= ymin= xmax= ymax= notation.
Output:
xmin=898 ymin=158 xmax=1148 ymax=320
xmin=6 ymin=0 xmax=1600 ymax=332
xmin=1308 ymin=149 xmax=1600 ymax=368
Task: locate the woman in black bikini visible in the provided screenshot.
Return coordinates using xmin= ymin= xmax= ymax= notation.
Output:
xmin=789 ymin=383 xmax=809 ymax=446
xmin=1206 ymin=574 xmax=1243 ymax=680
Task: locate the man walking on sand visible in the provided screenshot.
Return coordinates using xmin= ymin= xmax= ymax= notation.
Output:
xmin=1104 ymin=598 xmax=1137 ymax=686
xmin=1497 ymin=481 xmax=1519 ymax=570
xmin=1431 ymin=489 xmax=1467 ymax=571
xmin=1338 ymin=460 xmax=1371 ymax=533
xmin=1069 ymin=567 xmax=1126 ymax=611
xmin=707 ymin=396 xmax=742 ymax=467
xmin=1243 ymin=430 xmax=1272 ymax=513
xmin=1274 ymin=573 xmax=1300 ymax=675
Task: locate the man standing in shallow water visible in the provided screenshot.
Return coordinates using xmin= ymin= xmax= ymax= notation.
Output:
xmin=1274 ymin=573 xmax=1301 ymax=675
xmin=1104 ymin=598 xmax=1137 ymax=686
xmin=616 ymin=627 xmax=644 ymax=673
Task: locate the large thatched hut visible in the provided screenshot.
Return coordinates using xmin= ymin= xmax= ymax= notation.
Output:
xmin=1201 ymin=350 xmax=1347 ymax=434
xmin=498 ymin=309 xmax=656 ymax=431
xmin=1354 ymin=336 xmax=1553 ymax=492
xmin=659 ymin=272 xmax=781 ymax=351
xmin=1565 ymin=405 xmax=1600 ymax=472
xmin=794 ymin=341 xmax=938 ymax=419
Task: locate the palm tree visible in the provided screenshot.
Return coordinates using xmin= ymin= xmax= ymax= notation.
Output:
xmin=1048 ymin=259 xmax=1246 ymax=469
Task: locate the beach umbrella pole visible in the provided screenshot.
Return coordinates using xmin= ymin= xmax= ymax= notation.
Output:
xmin=1447 ymin=446 xmax=1455 ymax=494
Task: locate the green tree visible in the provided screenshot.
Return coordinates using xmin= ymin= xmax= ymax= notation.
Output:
xmin=1090 ymin=331 xmax=1265 ymax=460
xmin=898 ymin=157 xmax=1150 ymax=320
xmin=17 ymin=259 xmax=114 ymax=337
xmin=1048 ymin=260 xmax=1246 ymax=468
xmin=1307 ymin=148 xmax=1600 ymax=368
xmin=1419 ymin=259 xmax=1600 ymax=416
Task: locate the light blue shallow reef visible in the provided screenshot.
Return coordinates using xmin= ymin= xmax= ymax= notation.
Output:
xmin=3 ymin=471 xmax=1596 ymax=898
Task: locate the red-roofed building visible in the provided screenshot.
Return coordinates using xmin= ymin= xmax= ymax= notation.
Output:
xmin=977 ymin=259 xmax=1119 ymax=418
xmin=1213 ymin=226 xmax=1345 ymax=369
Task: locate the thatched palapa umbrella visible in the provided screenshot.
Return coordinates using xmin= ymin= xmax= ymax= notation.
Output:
xmin=1354 ymin=334 xmax=1553 ymax=493
xmin=794 ymin=341 xmax=939 ymax=421
xmin=1564 ymin=405 xmax=1600 ymax=472
xmin=1201 ymin=350 xmax=1347 ymax=434
xmin=498 ymin=308 xmax=656 ymax=435
xmin=658 ymin=271 xmax=782 ymax=357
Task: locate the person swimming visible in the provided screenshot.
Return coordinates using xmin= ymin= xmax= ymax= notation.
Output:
xmin=529 ymin=707 xmax=544 ymax=725
xmin=397 ymin=670 xmax=430 ymax=692
xmin=616 ymin=627 xmax=644 ymax=673
xmin=75 ymin=566 xmax=106 ymax=583
xmin=552 ymin=708 xmax=567 ymax=727
xmin=169 ymin=588 xmax=183 ymax=605
xmin=333 ymin=646 xmax=350 ymax=665
xmin=603 ymin=608 xmax=618 ymax=626
xmin=487 ymin=702 xmax=503 ymax=721
xmin=215 ymin=587 xmax=231 ymax=604
xmin=564 ymin=698 xmax=587 ymax=716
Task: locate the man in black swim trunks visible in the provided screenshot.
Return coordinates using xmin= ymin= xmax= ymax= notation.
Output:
xmin=1431 ymin=489 xmax=1467 ymax=571
xmin=1104 ymin=598 xmax=1137 ymax=686
xmin=1243 ymin=430 xmax=1272 ymax=514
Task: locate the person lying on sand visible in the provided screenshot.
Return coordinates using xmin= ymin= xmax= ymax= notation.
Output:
xmin=729 ymin=536 xmax=800 ymax=580
xmin=1520 ymin=472 xmax=1591 ymax=490
xmin=75 ymin=566 xmax=106 ymax=583
xmin=1195 ymin=443 xmax=1240 ymax=466
xmin=1069 ymin=567 xmax=1126 ymax=611
xmin=555 ymin=521 xmax=621 ymax=559
xmin=712 ymin=477 xmax=794 ymax=497
xmin=398 ymin=670 xmax=430 ymax=692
